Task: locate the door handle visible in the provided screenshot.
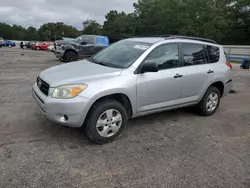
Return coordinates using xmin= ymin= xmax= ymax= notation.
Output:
xmin=207 ymin=70 xmax=214 ymax=74
xmin=174 ymin=74 xmax=183 ymax=78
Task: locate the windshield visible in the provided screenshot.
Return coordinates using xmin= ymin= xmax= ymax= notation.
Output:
xmin=90 ymin=40 xmax=151 ymax=69
xmin=73 ymin=35 xmax=85 ymax=44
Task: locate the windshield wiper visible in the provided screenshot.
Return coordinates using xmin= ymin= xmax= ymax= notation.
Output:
xmin=88 ymin=58 xmax=109 ymax=67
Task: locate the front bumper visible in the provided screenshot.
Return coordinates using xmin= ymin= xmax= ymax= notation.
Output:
xmin=54 ymin=49 xmax=65 ymax=58
xmin=32 ymin=83 xmax=91 ymax=127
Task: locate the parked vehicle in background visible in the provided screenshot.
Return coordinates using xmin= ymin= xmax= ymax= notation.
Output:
xmin=32 ymin=41 xmax=53 ymax=50
xmin=5 ymin=40 xmax=16 ymax=47
xmin=20 ymin=41 xmax=29 ymax=49
xmin=54 ymin=37 xmax=75 ymax=45
xmin=54 ymin=35 xmax=109 ymax=62
xmin=33 ymin=35 xmax=233 ymax=144
xmin=47 ymin=45 xmax=55 ymax=52
xmin=0 ymin=37 xmax=4 ymax=48
xmin=62 ymin=37 xmax=74 ymax=41
xmin=25 ymin=41 xmax=37 ymax=49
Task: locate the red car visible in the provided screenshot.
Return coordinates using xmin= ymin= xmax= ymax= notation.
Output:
xmin=32 ymin=41 xmax=53 ymax=50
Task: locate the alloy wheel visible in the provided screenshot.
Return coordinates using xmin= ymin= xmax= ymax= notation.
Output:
xmin=96 ymin=109 xmax=122 ymax=138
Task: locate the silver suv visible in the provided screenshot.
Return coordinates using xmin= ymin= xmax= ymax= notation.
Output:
xmin=32 ymin=36 xmax=233 ymax=144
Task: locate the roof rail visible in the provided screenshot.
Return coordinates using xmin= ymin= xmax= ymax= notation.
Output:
xmin=132 ymin=35 xmax=216 ymax=44
xmin=132 ymin=35 xmax=171 ymax=38
xmin=166 ymin=35 xmax=217 ymax=44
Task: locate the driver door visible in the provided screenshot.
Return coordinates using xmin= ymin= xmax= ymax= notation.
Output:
xmin=136 ymin=43 xmax=183 ymax=113
xmin=79 ymin=36 xmax=95 ymax=58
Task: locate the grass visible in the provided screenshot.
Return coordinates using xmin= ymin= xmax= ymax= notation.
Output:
xmin=230 ymin=61 xmax=242 ymax=64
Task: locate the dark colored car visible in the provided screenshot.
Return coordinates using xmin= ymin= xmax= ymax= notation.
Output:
xmin=25 ymin=41 xmax=38 ymax=49
xmin=20 ymin=41 xmax=29 ymax=49
xmin=5 ymin=40 xmax=16 ymax=47
xmin=54 ymin=35 xmax=109 ymax=62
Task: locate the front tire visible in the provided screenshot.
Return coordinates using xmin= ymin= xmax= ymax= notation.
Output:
xmin=36 ymin=46 xmax=40 ymax=50
xmin=196 ymin=86 xmax=221 ymax=116
xmin=84 ymin=100 xmax=128 ymax=144
xmin=63 ymin=51 xmax=78 ymax=62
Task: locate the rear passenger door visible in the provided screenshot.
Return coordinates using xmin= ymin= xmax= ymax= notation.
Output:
xmin=178 ymin=43 xmax=211 ymax=101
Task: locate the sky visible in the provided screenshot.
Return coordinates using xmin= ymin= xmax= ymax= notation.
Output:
xmin=0 ymin=0 xmax=137 ymax=29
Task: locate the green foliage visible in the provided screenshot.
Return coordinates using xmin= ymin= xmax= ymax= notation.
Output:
xmin=82 ymin=20 xmax=102 ymax=35
xmin=37 ymin=22 xmax=80 ymax=41
xmin=0 ymin=0 xmax=249 ymax=44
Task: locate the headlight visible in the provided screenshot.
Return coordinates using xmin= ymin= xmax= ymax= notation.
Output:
xmin=58 ymin=45 xmax=64 ymax=50
xmin=52 ymin=84 xmax=87 ymax=99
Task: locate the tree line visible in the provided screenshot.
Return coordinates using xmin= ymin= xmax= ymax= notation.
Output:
xmin=0 ymin=0 xmax=249 ymax=44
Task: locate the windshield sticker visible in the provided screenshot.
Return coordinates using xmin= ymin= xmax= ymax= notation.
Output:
xmin=133 ymin=45 xmax=149 ymax=50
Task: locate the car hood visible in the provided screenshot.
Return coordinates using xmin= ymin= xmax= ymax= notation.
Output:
xmin=55 ymin=40 xmax=77 ymax=46
xmin=55 ymin=40 xmax=68 ymax=45
xmin=39 ymin=60 xmax=122 ymax=87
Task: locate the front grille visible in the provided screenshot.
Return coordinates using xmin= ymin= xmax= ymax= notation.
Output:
xmin=37 ymin=77 xmax=50 ymax=96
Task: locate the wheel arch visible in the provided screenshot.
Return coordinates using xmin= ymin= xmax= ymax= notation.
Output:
xmin=82 ymin=92 xmax=134 ymax=127
xmin=198 ymin=80 xmax=225 ymax=103
xmin=64 ymin=49 xmax=78 ymax=55
xmin=210 ymin=81 xmax=224 ymax=97
xmin=90 ymin=93 xmax=133 ymax=117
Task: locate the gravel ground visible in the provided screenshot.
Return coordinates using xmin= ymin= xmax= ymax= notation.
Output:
xmin=0 ymin=48 xmax=250 ymax=188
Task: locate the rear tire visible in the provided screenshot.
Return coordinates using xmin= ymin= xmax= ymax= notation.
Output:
xmin=195 ymin=86 xmax=221 ymax=116
xmin=63 ymin=51 xmax=78 ymax=62
xmin=36 ymin=46 xmax=40 ymax=50
xmin=84 ymin=99 xmax=128 ymax=144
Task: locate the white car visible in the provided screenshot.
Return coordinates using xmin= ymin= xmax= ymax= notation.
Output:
xmin=47 ymin=45 xmax=55 ymax=52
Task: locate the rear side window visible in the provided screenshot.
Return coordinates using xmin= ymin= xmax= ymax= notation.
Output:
xmin=96 ymin=36 xmax=109 ymax=46
xmin=182 ymin=43 xmax=206 ymax=66
xmin=205 ymin=45 xmax=220 ymax=63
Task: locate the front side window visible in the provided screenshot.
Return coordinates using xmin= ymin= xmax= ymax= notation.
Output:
xmin=144 ymin=43 xmax=179 ymax=70
xmin=182 ymin=43 xmax=206 ymax=66
xmin=82 ymin=36 xmax=94 ymax=44
xmin=74 ymin=35 xmax=84 ymax=44
xmin=90 ymin=40 xmax=151 ymax=68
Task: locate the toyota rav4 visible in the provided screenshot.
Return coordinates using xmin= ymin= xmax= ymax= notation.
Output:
xmin=33 ymin=35 xmax=233 ymax=144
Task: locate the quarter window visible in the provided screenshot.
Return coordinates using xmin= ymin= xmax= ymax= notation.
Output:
xmin=182 ymin=43 xmax=206 ymax=66
xmin=205 ymin=45 xmax=220 ymax=63
xmin=144 ymin=43 xmax=179 ymax=70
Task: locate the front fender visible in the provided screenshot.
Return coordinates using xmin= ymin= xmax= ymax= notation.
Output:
xmin=64 ymin=44 xmax=78 ymax=53
xmin=78 ymin=89 xmax=136 ymax=126
xmin=91 ymin=88 xmax=136 ymax=113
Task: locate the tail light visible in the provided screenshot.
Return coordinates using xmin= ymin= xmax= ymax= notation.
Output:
xmin=226 ymin=61 xmax=232 ymax=70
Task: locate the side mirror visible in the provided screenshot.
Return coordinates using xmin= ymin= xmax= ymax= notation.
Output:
xmin=81 ymin=41 xmax=87 ymax=45
xmin=141 ymin=62 xmax=158 ymax=73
